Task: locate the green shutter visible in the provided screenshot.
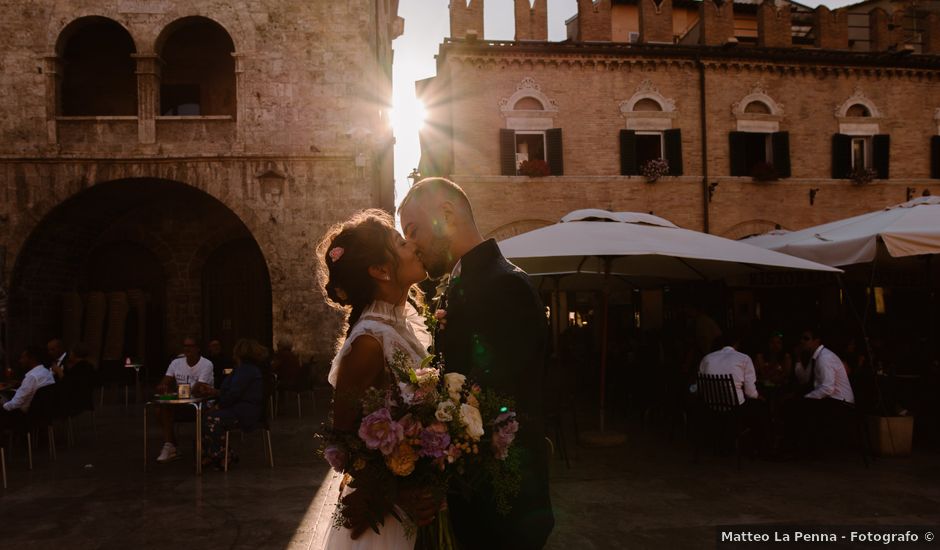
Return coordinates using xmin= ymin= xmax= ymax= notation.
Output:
xmin=931 ymin=136 xmax=940 ymax=179
xmin=620 ymin=130 xmax=637 ymax=175
xmin=832 ymin=134 xmax=851 ymax=179
xmin=873 ymin=134 xmax=890 ymax=179
xmin=546 ymin=128 xmax=564 ymax=176
xmin=729 ymin=132 xmax=747 ymax=177
xmin=664 ymin=129 xmax=683 ymax=176
xmin=500 ymin=129 xmax=516 ymax=176
xmin=771 ymin=132 xmax=791 ymax=178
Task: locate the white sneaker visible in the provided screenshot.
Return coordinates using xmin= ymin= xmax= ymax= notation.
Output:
xmin=156 ymin=442 xmax=178 ymax=463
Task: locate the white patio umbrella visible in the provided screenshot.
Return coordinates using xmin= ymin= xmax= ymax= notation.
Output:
xmin=498 ymin=209 xmax=840 ymax=443
xmin=742 ymin=196 xmax=940 ymax=267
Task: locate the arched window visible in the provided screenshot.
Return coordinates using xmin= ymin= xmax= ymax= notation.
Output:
xmin=633 ymin=98 xmax=663 ymax=112
xmin=513 ymin=97 xmax=544 ymax=110
xmin=846 ymin=103 xmax=871 ymax=117
xmin=156 ymin=17 xmax=235 ymax=116
xmin=57 ymin=17 xmax=137 ymax=116
xmin=744 ymin=101 xmax=772 ymax=114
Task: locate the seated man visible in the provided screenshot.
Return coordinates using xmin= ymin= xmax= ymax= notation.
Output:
xmin=0 ymin=346 xmax=56 ymax=429
xmin=271 ymin=337 xmax=302 ymax=388
xmin=154 ymin=336 xmax=214 ymax=463
xmin=206 ymin=338 xmax=233 ymax=390
xmin=786 ymin=327 xmax=856 ymax=453
xmin=698 ymin=332 xmax=769 ymax=449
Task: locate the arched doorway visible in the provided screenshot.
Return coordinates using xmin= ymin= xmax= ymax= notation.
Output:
xmin=8 ymin=179 xmax=271 ymax=373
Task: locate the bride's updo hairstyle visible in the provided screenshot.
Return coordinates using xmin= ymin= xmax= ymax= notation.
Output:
xmin=317 ymin=209 xmax=401 ymax=333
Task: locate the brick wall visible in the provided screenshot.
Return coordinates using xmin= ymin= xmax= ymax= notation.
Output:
xmin=422 ymin=44 xmax=940 ymax=242
xmin=638 ymin=0 xmax=674 ymax=44
xmin=700 ymin=0 xmax=736 ymax=46
xmin=515 ymin=0 xmax=548 ymax=41
xmin=577 ymin=0 xmax=613 ymax=42
xmin=814 ymin=6 xmax=848 ymax=50
xmin=450 ymin=0 xmax=485 ymax=39
xmin=757 ymin=0 xmax=791 ymax=48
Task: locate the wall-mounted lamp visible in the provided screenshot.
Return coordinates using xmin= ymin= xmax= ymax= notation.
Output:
xmin=809 ymin=188 xmax=820 ymax=206
xmin=707 ymin=182 xmax=719 ymax=203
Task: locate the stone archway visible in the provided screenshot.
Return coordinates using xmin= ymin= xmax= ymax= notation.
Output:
xmin=7 ymin=178 xmax=272 ymax=369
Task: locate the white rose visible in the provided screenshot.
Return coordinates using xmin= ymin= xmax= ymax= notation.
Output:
xmin=444 ymin=372 xmax=466 ymax=403
xmin=460 ymin=403 xmax=484 ymax=440
xmin=435 ymin=400 xmax=455 ymax=422
xmin=398 ymin=382 xmax=416 ymax=405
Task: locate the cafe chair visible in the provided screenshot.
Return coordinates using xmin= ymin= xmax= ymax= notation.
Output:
xmin=692 ymin=373 xmax=750 ymax=469
xmin=223 ymin=396 xmax=275 ymax=472
xmin=9 ymin=385 xmax=59 ymax=470
xmin=1 ymin=446 xmax=6 ymax=489
xmin=278 ymin=360 xmax=316 ymax=419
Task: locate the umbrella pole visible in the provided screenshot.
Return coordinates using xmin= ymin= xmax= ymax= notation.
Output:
xmin=599 ymin=287 xmax=609 ymax=433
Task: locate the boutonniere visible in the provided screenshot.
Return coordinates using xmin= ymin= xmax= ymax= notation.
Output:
xmin=433 ymin=274 xmax=451 ymax=306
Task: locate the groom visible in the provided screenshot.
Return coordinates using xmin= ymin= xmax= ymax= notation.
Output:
xmin=400 ymin=178 xmax=555 ymax=549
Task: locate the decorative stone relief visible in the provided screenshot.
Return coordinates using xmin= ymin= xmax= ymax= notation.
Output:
xmin=499 ymin=77 xmax=558 ymax=130
xmin=619 ymin=79 xmax=678 ymax=131
xmin=835 ymin=85 xmax=882 ymax=135
xmin=732 ymin=82 xmax=784 ymax=132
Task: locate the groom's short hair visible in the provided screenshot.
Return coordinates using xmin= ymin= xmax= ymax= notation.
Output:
xmin=398 ymin=177 xmax=474 ymax=220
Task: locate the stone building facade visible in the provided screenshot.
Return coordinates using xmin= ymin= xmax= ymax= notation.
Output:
xmin=0 ymin=0 xmax=403 ymax=366
xmin=419 ymin=0 xmax=940 ymax=243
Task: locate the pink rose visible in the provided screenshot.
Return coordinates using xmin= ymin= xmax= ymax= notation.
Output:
xmin=324 ymin=444 xmax=347 ymax=472
xmin=358 ymin=408 xmax=404 ymax=456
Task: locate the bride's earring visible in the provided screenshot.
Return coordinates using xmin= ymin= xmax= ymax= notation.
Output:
xmin=383 ymin=274 xmax=391 ymax=281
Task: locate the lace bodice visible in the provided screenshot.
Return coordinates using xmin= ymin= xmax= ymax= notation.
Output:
xmin=328 ymin=300 xmax=432 ymax=387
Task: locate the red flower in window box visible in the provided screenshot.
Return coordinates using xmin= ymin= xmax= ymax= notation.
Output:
xmin=848 ymin=167 xmax=878 ymax=186
xmin=518 ymin=159 xmax=551 ymax=177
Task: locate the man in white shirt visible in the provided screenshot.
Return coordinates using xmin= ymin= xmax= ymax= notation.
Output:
xmin=794 ymin=330 xmax=855 ymax=403
xmin=154 ymin=336 xmax=214 ymax=462
xmin=786 ymin=328 xmax=856 ymax=455
xmin=698 ymin=333 xmax=769 ymax=452
xmin=699 ymin=340 xmax=759 ymax=406
xmin=0 ymin=346 xmax=56 ymax=429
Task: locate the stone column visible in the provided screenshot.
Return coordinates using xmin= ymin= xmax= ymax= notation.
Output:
xmin=133 ymin=54 xmax=161 ymax=144
xmin=233 ymin=52 xmax=249 ymax=149
xmin=42 ymin=54 xmax=61 ymax=145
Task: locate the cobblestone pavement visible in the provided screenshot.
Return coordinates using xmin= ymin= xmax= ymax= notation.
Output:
xmin=1 ymin=395 xmax=937 ymax=549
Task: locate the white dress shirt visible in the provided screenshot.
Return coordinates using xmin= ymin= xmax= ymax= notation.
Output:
xmin=698 ymin=346 xmax=759 ymax=405
xmin=796 ymin=345 xmax=855 ymax=403
xmin=3 ymin=364 xmax=56 ymax=412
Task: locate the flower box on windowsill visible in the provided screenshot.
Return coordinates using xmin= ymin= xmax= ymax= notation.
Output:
xmin=849 ymin=167 xmax=878 ymax=186
xmin=517 ymin=159 xmax=551 ymax=178
xmin=640 ymin=158 xmax=670 ymax=184
xmin=750 ymin=162 xmax=779 ymax=183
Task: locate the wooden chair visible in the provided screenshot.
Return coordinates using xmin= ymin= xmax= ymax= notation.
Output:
xmin=692 ymin=373 xmax=750 ymax=469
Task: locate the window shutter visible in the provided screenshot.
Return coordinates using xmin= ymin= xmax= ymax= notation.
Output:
xmin=831 ymin=133 xmax=851 ymax=179
xmin=500 ymin=129 xmax=516 ymax=176
xmin=620 ymin=130 xmax=637 ymax=176
xmin=771 ymin=131 xmax=791 ymax=178
xmin=664 ymin=129 xmax=683 ymax=176
xmin=546 ymin=128 xmax=564 ymax=176
xmin=873 ymin=134 xmax=890 ymax=179
xmin=729 ymin=132 xmax=747 ymax=176
xmin=931 ymin=136 xmax=940 ymax=179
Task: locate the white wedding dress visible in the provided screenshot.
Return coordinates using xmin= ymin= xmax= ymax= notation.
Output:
xmin=311 ymin=300 xmax=432 ymax=550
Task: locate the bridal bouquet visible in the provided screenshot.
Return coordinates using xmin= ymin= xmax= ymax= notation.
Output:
xmin=321 ymin=349 xmax=522 ymax=545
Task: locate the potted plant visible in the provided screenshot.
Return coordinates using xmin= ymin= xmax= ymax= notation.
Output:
xmin=849 ymin=166 xmax=878 ymax=186
xmin=750 ymin=161 xmax=778 ymax=182
xmin=641 ymin=158 xmax=670 ymax=183
xmin=518 ymin=159 xmax=551 ymax=178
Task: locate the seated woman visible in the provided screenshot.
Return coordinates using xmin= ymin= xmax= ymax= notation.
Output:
xmin=201 ymin=338 xmax=267 ymax=470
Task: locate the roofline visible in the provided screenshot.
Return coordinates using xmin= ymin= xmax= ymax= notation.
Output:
xmin=436 ymin=38 xmax=940 ymax=70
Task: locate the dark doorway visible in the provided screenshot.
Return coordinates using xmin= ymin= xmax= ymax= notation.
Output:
xmin=202 ymin=238 xmax=273 ymax=352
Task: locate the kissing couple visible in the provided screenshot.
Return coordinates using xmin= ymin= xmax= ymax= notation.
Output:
xmin=313 ymin=178 xmax=555 ymax=549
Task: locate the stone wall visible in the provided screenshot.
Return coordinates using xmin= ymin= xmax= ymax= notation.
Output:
xmin=0 ymin=0 xmax=401 ymax=362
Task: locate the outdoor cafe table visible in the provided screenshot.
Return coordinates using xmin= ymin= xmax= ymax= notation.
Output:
xmin=143 ymin=396 xmax=209 ymax=474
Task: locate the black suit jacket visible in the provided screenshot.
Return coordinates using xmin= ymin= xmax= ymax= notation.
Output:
xmin=437 ymin=239 xmax=554 ymax=549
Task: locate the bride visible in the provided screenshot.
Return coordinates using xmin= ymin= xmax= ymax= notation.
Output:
xmin=312 ymin=209 xmax=437 ymax=549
